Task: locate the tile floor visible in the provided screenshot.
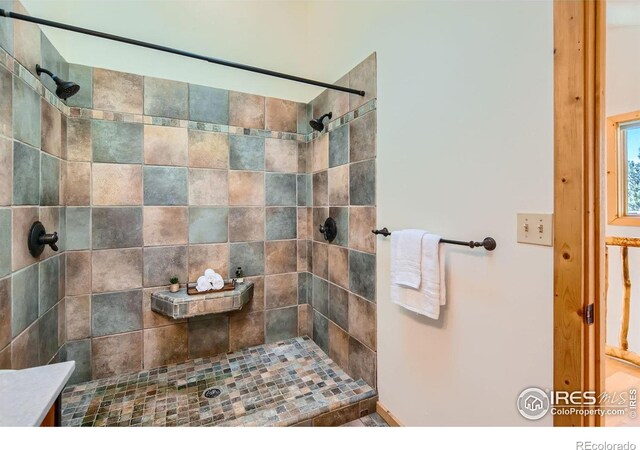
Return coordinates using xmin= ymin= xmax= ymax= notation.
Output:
xmin=61 ymin=336 xmax=375 ymax=427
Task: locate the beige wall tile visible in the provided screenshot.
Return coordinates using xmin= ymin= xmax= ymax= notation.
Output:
xmin=229 ymin=91 xmax=265 ymax=129
xmin=348 ymin=336 xmax=376 ymax=388
xmin=0 ymin=66 xmax=12 ymax=139
xmin=316 ymin=74 xmax=350 ymax=120
xmin=298 ymin=304 xmax=311 ymax=336
xmin=11 ymin=322 xmax=39 ymax=369
xmin=297 ymin=242 xmax=307 ymax=272
xmin=188 ymin=169 xmax=228 ymax=205
xmin=41 ymin=100 xmax=61 ymax=157
xmin=0 ymin=343 xmax=11 ymax=369
xmin=188 ymin=130 xmax=228 ymax=169
xmin=328 ymin=245 xmax=349 ymax=289
xmin=57 ymin=298 xmax=66 ymax=347
xmin=188 ymin=315 xmax=229 ymax=359
xmin=328 ymin=165 xmax=349 ymax=206
xmin=0 ymin=278 xmax=10 ymax=351
xmin=265 ymin=273 xmax=297 ymax=309
xmin=143 ymin=323 xmax=188 ymax=369
xmin=92 ymin=331 xmax=142 ymax=378
xmin=92 ymin=163 xmax=142 ymax=206
xmin=228 ymin=207 xmax=264 ymax=242
xmin=66 ymin=251 xmax=92 ymax=296
xmin=348 ymin=207 xmax=376 ymax=254
xmin=312 ymin=241 xmax=328 ymax=279
xmin=312 ymin=133 xmax=329 ymax=173
xmin=348 ymin=293 xmax=376 ymax=351
xmin=65 ymin=295 xmax=91 ymax=340
xmin=0 ymin=137 xmax=11 ymax=206
xmin=188 ymin=243 xmax=229 ymax=282
xmin=143 ymin=125 xmax=188 ymax=166
xmin=265 ymin=98 xmax=297 ymax=133
xmin=65 ymin=162 xmax=91 ymax=206
xmin=92 ymin=248 xmax=143 ymax=292
xmin=12 ymin=207 xmax=38 ymax=271
xmin=297 ymin=208 xmax=307 ymax=240
xmin=329 ymin=321 xmax=349 ymax=370
xmin=265 ymin=138 xmax=298 ymax=173
xmin=12 ymin=6 xmax=41 ymax=78
xmin=349 ymin=53 xmax=377 ymax=110
xmin=242 ymin=275 xmax=264 ymax=313
xmin=265 ymin=240 xmax=297 ymax=275
xmin=143 ymin=207 xmax=188 ymax=246
xmin=93 ymin=68 xmax=143 ymax=114
xmin=66 ymin=118 xmax=92 ymax=162
xmin=229 ymin=310 xmax=264 ymax=351
xmin=228 ymin=171 xmax=264 ymax=206
xmin=297 ymin=142 xmax=310 ymax=173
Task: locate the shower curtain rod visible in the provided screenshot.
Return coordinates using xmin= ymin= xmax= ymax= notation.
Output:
xmin=0 ymin=8 xmax=366 ymax=97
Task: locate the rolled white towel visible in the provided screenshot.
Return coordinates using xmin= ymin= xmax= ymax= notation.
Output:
xmin=204 ymin=268 xmax=217 ymax=283
xmin=210 ymin=273 xmax=224 ymax=290
xmin=196 ymin=275 xmax=212 ymax=292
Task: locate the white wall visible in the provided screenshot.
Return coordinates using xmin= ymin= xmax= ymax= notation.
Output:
xmin=21 ymin=0 xmax=318 ymax=102
xmin=307 ymin=1 xmax=554 ymax=425
xmin=605 ymin=24 xmax=640 ymax=352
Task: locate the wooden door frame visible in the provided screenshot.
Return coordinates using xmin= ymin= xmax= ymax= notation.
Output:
xmin=553 ymin=0 xmax=606 ymax=427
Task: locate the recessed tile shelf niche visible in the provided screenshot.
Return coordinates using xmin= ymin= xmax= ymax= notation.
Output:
xmin=151 ymin=282 xmax=254 ymax=319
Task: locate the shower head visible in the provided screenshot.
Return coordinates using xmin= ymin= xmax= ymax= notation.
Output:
xmin=35 ymin=64 xmax=80 ymax=100
xmin=309 ymin=112 xmax=332 ymax=132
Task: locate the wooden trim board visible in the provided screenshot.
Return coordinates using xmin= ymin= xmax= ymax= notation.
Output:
xmin=553 ymin=0 xmax=606 ymax=427
xmin=376 ymin=401 xmax=403 ymax=427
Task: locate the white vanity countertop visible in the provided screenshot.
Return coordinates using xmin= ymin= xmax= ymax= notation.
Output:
xmin=0 ymin=361 xmax=75 ymax=427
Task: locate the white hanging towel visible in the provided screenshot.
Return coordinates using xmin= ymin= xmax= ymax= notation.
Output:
xmin=390 ymin=229 xmax=428 ymax=288
xmin=391 ymin=233 xmax=446 ymax=319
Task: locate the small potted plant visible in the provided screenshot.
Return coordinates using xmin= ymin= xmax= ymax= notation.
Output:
xmin=234 ymin=267 xmax=244 ymax=283
xmin=169 ymin=276 xmax=180 ymax=293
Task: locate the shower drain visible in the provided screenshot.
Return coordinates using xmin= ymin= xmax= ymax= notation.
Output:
xmin=202 ymin=388 xmax=222 ymax=399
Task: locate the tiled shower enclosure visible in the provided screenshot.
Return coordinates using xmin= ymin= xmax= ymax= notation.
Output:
xmin=0 ymin=0 xmax=377 ymax=419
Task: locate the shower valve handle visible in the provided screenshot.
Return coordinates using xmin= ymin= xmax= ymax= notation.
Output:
xmin=40 ymin=232 xmax=59 ymax=252
xmin=28 ymin=221 xmax=60 ymax=257
xmin=319 ymin=217 xmax=338 ymax=243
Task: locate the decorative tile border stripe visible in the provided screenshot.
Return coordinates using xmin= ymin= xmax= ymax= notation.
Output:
xmin=0 ymin=46 xmax=71 ymax=116
xmin=306 ymin=98 xmax=377 ymax=142
xmin=304 ymin=98 xmax=377 ymax=142
xmin=0 ymin=45 xmax=376 ymax=144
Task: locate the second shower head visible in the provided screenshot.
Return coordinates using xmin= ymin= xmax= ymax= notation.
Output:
xmin=36 ymin=64 xmax=80 ymax=100
xmin=309 ymin=112 xmax=332 ymax=132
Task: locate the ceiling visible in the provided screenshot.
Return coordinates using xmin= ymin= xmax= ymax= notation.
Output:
xmin=20 ymin=0 xmax=333 ymax=102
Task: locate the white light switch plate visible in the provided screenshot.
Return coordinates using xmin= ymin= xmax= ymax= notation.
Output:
xmin=517 ymin=213 xmax=553 ymax=246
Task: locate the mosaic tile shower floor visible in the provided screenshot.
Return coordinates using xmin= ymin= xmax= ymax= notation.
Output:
xmin=61 ymin=337 xmax=375 ymax=427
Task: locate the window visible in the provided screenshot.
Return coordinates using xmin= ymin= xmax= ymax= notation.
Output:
xmin=607 ymin=111 xmax=640 ymax=225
